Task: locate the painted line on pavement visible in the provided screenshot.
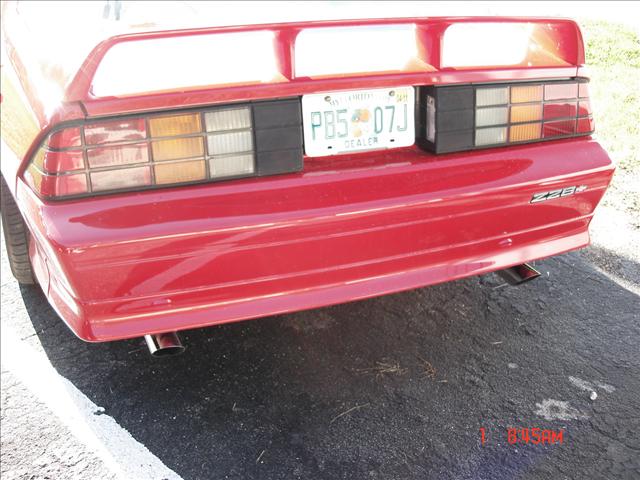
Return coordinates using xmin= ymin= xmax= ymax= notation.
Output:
xmin=1 ymin=325 xmax=183 ymax=480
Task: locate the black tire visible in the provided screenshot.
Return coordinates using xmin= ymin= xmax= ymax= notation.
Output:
xmin=1 ymin=176 xmax=35 ymax=284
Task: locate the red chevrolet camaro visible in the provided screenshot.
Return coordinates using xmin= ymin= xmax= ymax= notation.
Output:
xmin=0 ymin=4 xmax=614 ymax=355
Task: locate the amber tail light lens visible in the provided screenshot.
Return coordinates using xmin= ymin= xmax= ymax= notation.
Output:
xmin=421 ymin=79 xmax=594 ymax=154
xmin=24 ymin=99 xmax=304 ymax=199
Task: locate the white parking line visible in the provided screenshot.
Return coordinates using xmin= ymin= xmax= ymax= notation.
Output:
xmin=0 ymin=326 xmax=183 ymax=480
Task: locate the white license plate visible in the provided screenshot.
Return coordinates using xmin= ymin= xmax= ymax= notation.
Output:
xmin=301 ymin=86 xmax=415 ymax=157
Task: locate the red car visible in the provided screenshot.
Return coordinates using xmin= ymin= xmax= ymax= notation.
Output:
xmin=1 ymin=9 xmax=614 ymax=355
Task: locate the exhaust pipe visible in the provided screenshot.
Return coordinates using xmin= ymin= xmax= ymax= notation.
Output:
xmin=496 ymin=263 xmax=541 ymax=285
xmin=144 ymin=332 xmax=185 ymax=357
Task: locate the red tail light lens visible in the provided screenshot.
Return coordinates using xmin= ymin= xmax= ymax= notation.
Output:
xmin=87 ymin=144 xmax=150 ymax=168
xmin=543 ymin=83 xmax=579 ymax=101
xmin=543 ymin=101 xmax=578 ymax=120
xmin=40 ymin=150 xmax=85 ymax=172
xmin=543 ymin=119 xmax=577 ymax=138
xmin=90 ymin=166 xmax=152 ymax=192
xmin=84 ymin=118 xmax=147 ymax=145
xmin=577 ymin=116 xmax=595 ymax=134
xmin=47 ymin=127 xmax=82 ymax=149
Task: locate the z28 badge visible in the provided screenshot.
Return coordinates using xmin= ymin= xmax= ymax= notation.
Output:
xmin=531 ymin=185 xmax=587 ymax=203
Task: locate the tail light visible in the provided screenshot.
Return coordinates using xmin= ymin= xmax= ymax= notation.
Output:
xmin=24 ymin=99 xmax=302 ymax=199
xmin=24 ymin=79 xmax=596 ymax=199
xmin=421 ymin=79 xmax=594 ymax=154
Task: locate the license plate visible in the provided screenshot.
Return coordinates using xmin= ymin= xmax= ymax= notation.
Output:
xmin=301 ymin=86 xmax=415 ymax=157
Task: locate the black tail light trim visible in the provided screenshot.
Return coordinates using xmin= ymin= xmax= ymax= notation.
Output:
xmin=417 ymin=78 xmax=594 ymax=155
xmin=253 ymin=98 xmax=304 ymax=176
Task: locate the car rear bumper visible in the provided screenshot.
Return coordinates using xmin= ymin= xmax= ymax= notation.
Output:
xmin=18 ymin=138 xmax=614 ymax=341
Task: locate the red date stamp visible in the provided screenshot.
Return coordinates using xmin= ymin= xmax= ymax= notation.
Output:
xmin=480 ymin=427 xmax=564 ymax=446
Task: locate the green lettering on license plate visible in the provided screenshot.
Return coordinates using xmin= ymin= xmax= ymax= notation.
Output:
xmin=301 ymin=87 xmax=415 ymax=157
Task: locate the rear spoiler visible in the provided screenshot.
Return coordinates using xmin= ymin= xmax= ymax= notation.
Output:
xmin=66 ymin=17 xmax=586 ymax=117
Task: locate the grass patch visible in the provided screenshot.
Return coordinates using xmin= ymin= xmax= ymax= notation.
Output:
xmin=578 ymin=20 xmax=640 ymax=216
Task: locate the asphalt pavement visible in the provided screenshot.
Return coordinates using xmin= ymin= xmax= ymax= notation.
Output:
xmin=1 ymin=235 xmax=639 ymax=479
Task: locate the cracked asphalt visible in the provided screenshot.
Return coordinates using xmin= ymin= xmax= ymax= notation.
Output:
xmin=2 ymin=222 xmax=639 ymax=479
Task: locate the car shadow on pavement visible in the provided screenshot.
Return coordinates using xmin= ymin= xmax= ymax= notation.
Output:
xmin=18 ymin=249 xmax=640 ymax=480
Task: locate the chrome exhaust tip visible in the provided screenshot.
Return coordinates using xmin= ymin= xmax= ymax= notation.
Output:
xmin=496 ymin=263 xmax=542 ymax=285
xmin=144 ymin=332 xmax=185 ymax=357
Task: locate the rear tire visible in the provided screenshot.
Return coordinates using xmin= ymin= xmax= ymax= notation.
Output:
xmin=1 ymin=176 xmax=35 ymax=284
